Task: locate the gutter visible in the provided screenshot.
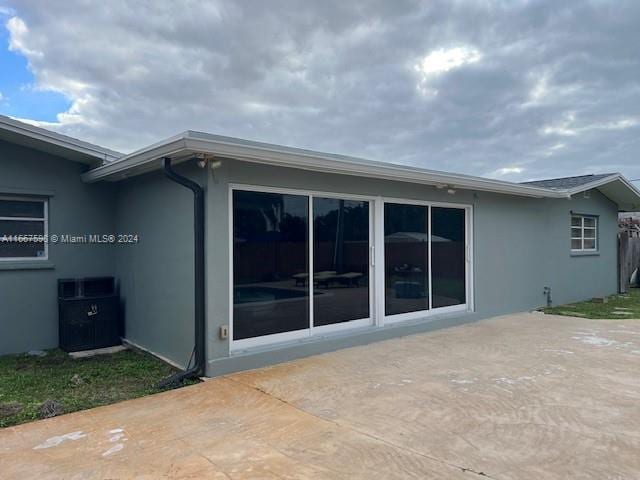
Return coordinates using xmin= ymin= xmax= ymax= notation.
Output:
xmin=156 ymin=157 xmax=206 ymax=386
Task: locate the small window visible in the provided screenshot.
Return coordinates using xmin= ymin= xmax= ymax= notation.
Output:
xmin=571 ymin=215 xmax=597 ymax=252
xmin=0 ymin=197 xmax=48 ymax=260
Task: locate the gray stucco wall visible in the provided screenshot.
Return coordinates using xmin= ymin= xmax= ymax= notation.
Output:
xmin=473 ymin=189 xmax=618 ymax=316
xmin=0 ymin=140 xmax=116 ymax=354
xmin=113 ymin=163 xmax=205 ymax=367
xmin=0 ymin=142 xmax=620 ymax=371
xmin=545 ymin=190 xmax=618 ymax=303
xmin=202 ymin=160 xmax=619 ymax=375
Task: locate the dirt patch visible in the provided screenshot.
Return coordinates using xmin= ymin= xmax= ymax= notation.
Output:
xmin=0 ymin=403 xmax=23 ymax=418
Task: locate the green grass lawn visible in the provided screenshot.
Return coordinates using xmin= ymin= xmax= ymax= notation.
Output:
xmin=543 ymin=287 xmax=640 ymax=319
xmin=0 ymin=348 xmax=197 ymax=428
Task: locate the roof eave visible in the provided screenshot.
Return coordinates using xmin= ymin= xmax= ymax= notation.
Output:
xmin=565 ymin=174 xmax=640 ymax=211
xmin=81 ymin=133 xmax=567 ymax=199
xmin=0 ymin=115 xmax=122 ymax=164
xmin=81 ymin=136 xmax=190 ymax=181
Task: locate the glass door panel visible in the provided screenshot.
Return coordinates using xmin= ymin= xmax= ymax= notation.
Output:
xmin=431 ymin=207 xmax=466 ymax=308
xmin=384 ymin=203 xmax=430 ymax=316
xmin=313 ymin=197 xmax=370 ymax=326
xmin=232 ymin=190 xmax=309 ymax=340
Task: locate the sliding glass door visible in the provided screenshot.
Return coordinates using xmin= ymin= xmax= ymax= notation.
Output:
xmin=313 ymin=198 xmax=370 ymax=327
xmin=232 ymin=188 xmax=372 ymax=348
xmin=232 ymin=187 xmax=469 ymax=348
xmin=431 ymin=207 xmax=466 ymax=308
xmin=232 ymin=190 xmax=310 ymax=341
xmin=384 ymin=203 xmax=429 ymax=316
xmin=383 ymin=202 xmax=467 ymax=320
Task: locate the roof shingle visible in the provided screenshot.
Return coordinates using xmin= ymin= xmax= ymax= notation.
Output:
xmin=521 ymin=173 xmax=617 ymax=190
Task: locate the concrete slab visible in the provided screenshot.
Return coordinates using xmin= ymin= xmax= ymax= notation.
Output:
xmin=68 ymin=345 xmax=127 ymax=359
xmin=2 ymin=312 xmax=640 ymax=479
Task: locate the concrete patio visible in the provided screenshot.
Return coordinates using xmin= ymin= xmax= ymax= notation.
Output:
xmin=1 ymin=312 xmax=639 ymax=479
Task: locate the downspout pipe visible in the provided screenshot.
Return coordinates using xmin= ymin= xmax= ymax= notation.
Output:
xmin=156 ymin=157 xmax=205 ymax=386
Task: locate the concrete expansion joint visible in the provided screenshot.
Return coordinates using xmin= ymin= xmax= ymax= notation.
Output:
xmin=225 ymin=375 xmax=497 ymax=479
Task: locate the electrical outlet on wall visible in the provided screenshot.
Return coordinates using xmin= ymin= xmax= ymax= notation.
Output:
xmin=219 ymin=325 xmax=229 ymax=339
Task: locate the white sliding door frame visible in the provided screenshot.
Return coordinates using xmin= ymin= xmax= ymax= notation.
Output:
xmin=379 ymin=197 xmax=473 ymax=325
xmin=229 ymin=184 xmax=375 ymax=352
xmin=229 ymin=184 xmax=474 ymax=352
xmin=309 ymin=193 xmax=376 ymax=336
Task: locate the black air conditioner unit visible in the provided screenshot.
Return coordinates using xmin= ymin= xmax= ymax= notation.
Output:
xmin=58 ymin=277 xmax=122 ymax=352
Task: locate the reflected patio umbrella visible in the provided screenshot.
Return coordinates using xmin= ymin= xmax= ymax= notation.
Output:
xmin=333 ymin=199 xmax=345 ymax=273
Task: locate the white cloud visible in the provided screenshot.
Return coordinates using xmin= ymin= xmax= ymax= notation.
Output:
xmin=522 ymin=71 xmax=582 ymax=108
xmin=9 ymin=116 xmax=58 ymax=128
xmin=416 ymin=46 xmax=482 ymax=77
xmin=489 ymin=166 xmax=525 ymax=177
xmin=600 ymin=118 xmax=639 ymax=131
xmin=415 ymin=46 xmax=482 ymax=96
xmin=6 ymin=16 xmax=41 ymax=58
xmin=528 ymin=73 xmax=550 ymax=104
xmin=541 ymin=142 xmax=566 ymax=157
xmin=541 ymin=112 xmax=639 ymax=137
xmin=540 ymin=112 xmax=579 ymax=136
xmin=2 ymin=0 xmax=640 ymax=183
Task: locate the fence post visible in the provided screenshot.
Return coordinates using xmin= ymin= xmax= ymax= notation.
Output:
xmin=619 ymin=232 xmax=629 ymax=294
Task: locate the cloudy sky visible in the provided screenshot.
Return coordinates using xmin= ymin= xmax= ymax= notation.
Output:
xmin=0 ymin=0 xmax=639 ymax=183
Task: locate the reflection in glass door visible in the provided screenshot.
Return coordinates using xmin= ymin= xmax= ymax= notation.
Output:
xmin=383 ymin=202 xmax=468 ymax=318
xmin=313 ymin=198 xmax=370 ymax=326
xmin=431 ymin=207 xmax=466 ymax=308
xmin=232 ymin=190 xmax=309 ymax=341
xmin=232 ymin=188 xmax=469 ymax=348
xmin=384 ymin=203 xmax=430 ymax=316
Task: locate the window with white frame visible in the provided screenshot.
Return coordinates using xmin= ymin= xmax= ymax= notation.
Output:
xmin=571 ymin=215 xmax=597 ymax=252
xmin=0 ymin=197 xmax=48 ymax=260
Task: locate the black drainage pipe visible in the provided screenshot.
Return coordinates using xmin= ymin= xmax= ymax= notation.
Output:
xmin=156 ymin=157 xmax=205 ymax=387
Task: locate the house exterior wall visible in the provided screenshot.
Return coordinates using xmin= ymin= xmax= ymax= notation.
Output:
xmin=113 ymin=163 xmax=205 ymax=367
xmin=0 ymin=140 xmax=116 ymax=354
xmin=0 ymin=144 xmax=620 ymax=370
xmin=545 ymin=189 xmax=618 ymax=303
xmin=203 ymin=160 xmax=619 ymax=375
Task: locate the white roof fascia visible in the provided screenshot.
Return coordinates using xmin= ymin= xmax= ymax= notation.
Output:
xmin=565 ymin=173 xmax=640 ymax=211
xmin=81 ymin=135 xmax=193 ymax=181
xmin=185 ymin=136 xmax=566 ymax=198
xmin=81 ymin=131 xmax=567 ymax=199
xmin=0 ymin=115 xmax=121 ymax=163
xmin=567 ymin=173 xmax=640 ymax=198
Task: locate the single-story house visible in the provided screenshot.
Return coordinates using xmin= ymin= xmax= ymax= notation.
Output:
xmin=2 ymin=114 xmax=640 ymax=377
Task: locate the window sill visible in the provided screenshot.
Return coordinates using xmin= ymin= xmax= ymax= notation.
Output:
xmin=570 ymin=251 xmax=600 ymax=257
xmin=0 ymin=260 xmax=55 ymax=271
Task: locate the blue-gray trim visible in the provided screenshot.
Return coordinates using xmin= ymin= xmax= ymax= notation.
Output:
xmin=0 ymin=261 xmax=55 ymax=271
xmin=0 ymin=187 xmax=56 ymax=197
